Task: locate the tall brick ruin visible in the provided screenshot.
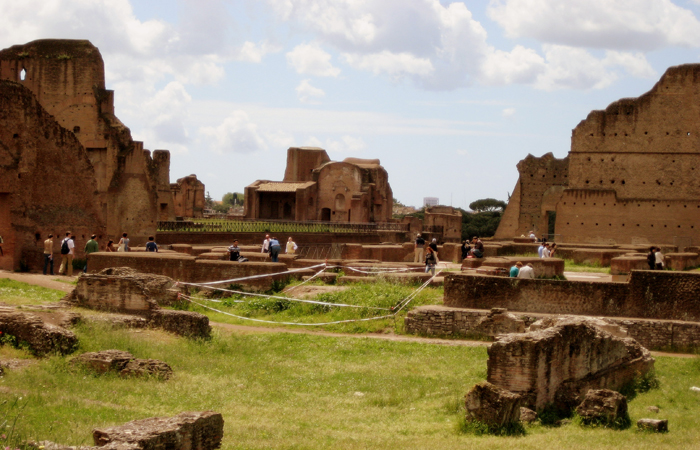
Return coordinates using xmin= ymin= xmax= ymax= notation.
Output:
xmin=0 ymin=39 xmax=204 ymax=270
xmin=497 ymin=64 xmax=700 ymax=246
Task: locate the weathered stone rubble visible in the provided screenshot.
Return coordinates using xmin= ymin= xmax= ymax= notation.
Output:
xmin=66 ymin=268 xmax=210 ymax=338
xmin=637 ymin=418 xmax=668 ymax=432
xmin=486 ymin=321 xmax=654 ymax=412
xmin=464 ymin=381 xmax=522 ymax=428
xmin=0 ymin=309 xmax=77 ymax=356
xmin=72 ymin=350 xmax=173 ymax=380
xmin=67 ymin=267 xmax=178 ymax=312
xmin=474 ymin=308 xmax=525 ymax=336
xmin=93 ymin=411 xmax=224 ymax=450
xmin=575 ymin=389 xmax=629 ymax=427
xmin=519 ymin=407 xmax=537 ymax=423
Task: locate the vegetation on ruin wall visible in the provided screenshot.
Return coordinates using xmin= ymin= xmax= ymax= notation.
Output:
xmin=1 ymin=282 xmax=700 ymax=449
xmin=157 ymin=219 xmax=407 ymax=234
xmin=185 ymin=280 xmax=444 ymax=334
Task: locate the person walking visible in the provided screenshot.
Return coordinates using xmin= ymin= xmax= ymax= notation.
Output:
xmin=425 ymin=246 xmax=437 ymax=276
xmin=429 ymin=238 xmax=440 ymax=263
xmin=83 ymin=234 xmax=99 ymax=273
xmin=59 ymin=231 xmax=75 ymax=276
xmin=413 ymin=234 xmax=425 ymax=263
xmin=655 ymin=247 xmax=665 ymax=270
xmin=43 ymin=234 xmax=54 ymax=275
xmin=646 ymin=246 xmax=656 ymax=270
xmin=286 ymin=237 xmax=297 ymax=254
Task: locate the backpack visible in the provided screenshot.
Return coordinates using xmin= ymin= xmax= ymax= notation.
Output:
xmin=60 ymin=239 xmax=70 ymax=255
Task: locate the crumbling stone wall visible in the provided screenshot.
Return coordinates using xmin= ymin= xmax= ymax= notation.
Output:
xmin=444 ymin=270 xmax=700 ymax=322
xmin=0 ymin=79 xmax=105 ymax=271
xmin=171 ymin=175 xmax=205 ymax=219
xmin=495 ymin=153 xmax=569 ymax=239
xmin=424 ymin=206 xmax=462 ymax=242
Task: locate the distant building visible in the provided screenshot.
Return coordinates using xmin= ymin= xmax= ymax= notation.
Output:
xmin=424 ymin=197 xmax=439 ymax=207
xmin=245 ymin=147 xmax=393 ymax=223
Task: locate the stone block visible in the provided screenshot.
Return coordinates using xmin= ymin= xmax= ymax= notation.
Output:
xmin=120 ymin=359 xmax=173 ymax=380
xmin=465 ymin=382 xmax=522 ymax=428
xmin=68 ymin=267 xmax=177 ymax=313
xmin=0 ymin=310 xmax=77 ymax=356
xmin=93 ymin=411 xmax=224 ymax=450
xmin=475 ymin=266 xmax=508 ymax=277
xmin=520 ymin=407 xmax=537 ymax=423
xmin=474 ymin=308 xmax=525 ymax=336
xmin=665 ymin=253 xmax=699 ymax=271
xmin=637 ymin=418 xmax=668 ymax=432
xmin=150 ymin=310 xmax=211 ymax=339
xmin=71 ymin=350 xmax=134 ymax=374
xmin=461 ymin=258 xmax=483 ymax=270
xmin=575 ymin=389 xmax=629 ymax=427
xmin=487 ymin=321 xmax=654 ymax=412
xmin=610 ymin=256 xmax=649 ymax=275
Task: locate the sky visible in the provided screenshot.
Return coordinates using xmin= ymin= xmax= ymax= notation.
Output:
xmin=2 ymin=0 xmax=700 ymax=210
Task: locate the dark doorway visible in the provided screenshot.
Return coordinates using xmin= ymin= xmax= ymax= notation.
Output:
xmin=547 ymin=210 xmax=556 ymax=237
xmin=321 ymin=208 xmax=331 ymax=221
xmin=283 ymin=202 xmax=293 ymax=219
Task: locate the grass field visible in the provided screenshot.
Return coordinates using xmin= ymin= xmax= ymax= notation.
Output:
xmin=2 ymin=281 xmax=700 ymax=449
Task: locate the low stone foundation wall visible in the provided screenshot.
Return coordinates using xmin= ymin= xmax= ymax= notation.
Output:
xmin=87 ymin=253 xmax=291 ymax=291
xmin=462 ymin=257 xmax=564 ymax=277
xmin=405 ymin=305 xmax=700 ymax=350
xmin=444 ymin=270 xmax=700 ymax=322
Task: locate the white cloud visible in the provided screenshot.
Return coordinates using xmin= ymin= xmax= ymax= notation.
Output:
xmin=602 ymin=51 xmax=657 ymax=78
xmin=286 ymin=42 xmax=341 ymax=76
xmin=236 ymin=40 xmax=281 ymax=63
xmin=343 ymin=51 xmax=434 ymax=78
xmin=296 ymin=79 xmax=326 ymax=103
xmin=200 ymin=112 xmax=267 ymax=154
xmin=502 ymin=108 xmax=516 ymax=117
xmin=141 ymin=81 xmax=192 ymax=146
xmin=487 ymin=0 xmax=700 ymax=51
xmin=303 ymin=135 xmax=367 ymax=153
xmin=480 ymin=45 xmax=546 ymax=85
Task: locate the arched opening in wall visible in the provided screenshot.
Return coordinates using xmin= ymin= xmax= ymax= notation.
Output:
xmin=19 ymin=68 xmax=26 ymax=81
xmin=321 ymin=208 xmax=331 ymax=221
xmin=335 ymin=193 xmax=345 ymax=211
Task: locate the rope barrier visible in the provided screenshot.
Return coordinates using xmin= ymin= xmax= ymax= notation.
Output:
xmin=180 ymin=263 xmax=327 ymax=287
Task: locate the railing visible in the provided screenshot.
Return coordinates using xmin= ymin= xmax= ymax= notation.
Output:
xmin=157 ymin=219 xmax=409 ymax=234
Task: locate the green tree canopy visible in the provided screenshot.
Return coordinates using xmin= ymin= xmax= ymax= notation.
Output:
xmin=469 ymin=198 xmax=507 ymax=212
xmin=222 ymin=192 xmax=245 ymax=207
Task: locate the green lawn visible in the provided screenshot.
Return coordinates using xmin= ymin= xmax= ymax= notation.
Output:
xmin=0 ymin=279 xmax=66 ymax=306
xmin=2 ymin=323 xmax=699 ymax=450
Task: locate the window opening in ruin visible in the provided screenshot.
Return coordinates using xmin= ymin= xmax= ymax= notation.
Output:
xmin=19 ymin=68 xmax=26 ymax=81
xmin=35 ymin=233 xmax=40 ymax=241
xmin=321 ymin=208 xmax=331 ymax=221
xmin=13 ymin=134 xmax=18 ymax=139
xmin=621 ymin=180 xmax=625 ymax=184
xmin=644 ymin=132 xmax=648 ymax=135
xmin=585 ymin=180 xmax=589 ymax=184
xmin=546 ymin=211 xmax=556 ymax=236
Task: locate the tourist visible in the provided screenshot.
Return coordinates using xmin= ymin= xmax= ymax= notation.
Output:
xmin=549 ymin=243 xmax=557 ymax=258
xmin=286 ymin=237 xmax=297 ymax=254
xmin=58 ymin=231 xmax=75 ymax=276
xmin=461 ymin=240 xmax=471 ymax=260
xmin=646 ymin=246 xmax=656 ymax=270
xmin=541 ymin=243 xmax=551 ymax=258
xmin=145 ymin=236 xmax=158 ymax=252
xmin=430 ymin=238 xmax=440 ymax=263
xmin=414 ymin=233 xmax=425 ymax=263
xmin=228 ymin=240 xmax=241 ymax=262
xmin=529 ymin=230 xmax=537 ymax=242
xmin=655 ymin=247 xmax=665 ymax=270
xmin=117 ymin=232 xmax=130 ymax=252
xmin=537 ymin=242 xmax=545 ymax=258
xmin=105 ymin=239 xmax=116 ymax=252
xmin=425 ymin=246 xmax=437 ymax=276
xmin=0 ymin=235 xmax=3 ymax=256
xmin=43 ymin=234 xmax=54 ymax=275
xmin=517 ymin=263 xmax=535 ymax=279
xmin=269 ymin=236 xmax=281 ymax=262
xmin=470 ymin=236 xmax=484 ymax=258
xmin=83 ymin=234 xmax=99 ymax=273
xmin=261 ymin=234 xmax=270 ymax=253
xmin=510 ymin=261 xmax=522 ymax=278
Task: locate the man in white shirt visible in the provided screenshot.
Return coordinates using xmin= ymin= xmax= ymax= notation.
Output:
xmin=59 ymin=231 xmax=75 ymax=276
xmin=537 ymin=243 xmax=545 ymax=258
xmin=542 ymin=243 xmax=551 ymax=258
xmin=517 ymin=263 xmax=535 ymax=279
xmin=261 ymin=234 xmax=270 ymax=253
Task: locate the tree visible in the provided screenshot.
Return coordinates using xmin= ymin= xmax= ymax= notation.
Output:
xmin=222 ymin=192 xmax=244 ymax=207
xmin=205 ymin=191 xmax=214 ymax=209
xmin=469 ymin=198 xmax=507 ymax=212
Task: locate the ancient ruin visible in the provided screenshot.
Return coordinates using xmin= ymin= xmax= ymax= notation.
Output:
xmin=72 ymin=349 xmax=173 ymax=379
xmin=496 ymin=64 xmax=700 ymax=246
xmin=0 ymin=39 xmax=205 ymax=271
xmin=245 ymin=147 xmax=393 ymax=222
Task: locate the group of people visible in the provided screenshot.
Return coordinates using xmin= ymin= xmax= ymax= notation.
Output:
xmin=41 ymin=231 xmax=157 ymax=276
xmin=414 ymin=233 xmax=441 ymax=275
xmin=461 ymin=236 xmax=485 ymax=260
xmin=647 ymin=246 xmax=665 ymax=270
xmin=509 ymin=261 xmax=535 ymax=278
xmin=537 ymin=242 xmax=557 ymax=258
xmin=227 ymin=235 xmax=298 ymax=263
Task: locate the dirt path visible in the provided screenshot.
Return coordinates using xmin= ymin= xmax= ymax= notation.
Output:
xmin=0 ymin=270 xmax=77 ymax=292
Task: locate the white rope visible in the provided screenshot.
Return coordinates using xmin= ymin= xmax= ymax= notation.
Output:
xmin=178 ymin=287 xmax=392 ymax=311
xmin=285 ymin=265 xmax=328 ymax=292
xmin=344 ymin=266 xmax=423 ymax=274
xmin=180 ymin=263 xmax=326 ymax=287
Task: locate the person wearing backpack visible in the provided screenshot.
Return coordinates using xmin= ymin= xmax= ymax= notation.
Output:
xmin=59 ymin=231 xmax=75 ymax=276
